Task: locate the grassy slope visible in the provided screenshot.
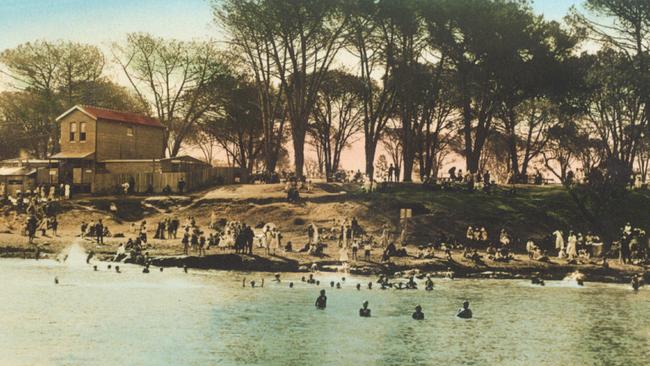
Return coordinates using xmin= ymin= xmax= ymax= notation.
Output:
xmin=362 ymin=184 xmax=650 ymax=248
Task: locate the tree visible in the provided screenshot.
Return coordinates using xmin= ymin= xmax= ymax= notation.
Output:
xmin=215 ymin=0 xmax=350 ymax=176
xmin=424 ymin=0 xmax=557 ymax=174
xmin=0 ymin=40 xmax=144 ymax=157
xmin=346 ymin=0 xmax=398 ymax=179
xmin=382 ymin=119 xmax=403 ymax=178
xmin=375 ymin=154 xmax=389 ymax=181
xmin=215 ymin=0 xmax=289 ymax=174
xmin=199 ymin=77 xmax=264 ymax=175
xmin=309 ymin=70 xmax=364 ymax=180
xmin=112 ymin=33 xmax=231 ymax=157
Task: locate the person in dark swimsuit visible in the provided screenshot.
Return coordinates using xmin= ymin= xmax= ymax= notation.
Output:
xmin=315 ymin=289 xmax=327 ymax=309
xmin=359 ymin=301 xmax=371 ymax=317
xmin=457 ymin=300 xmax=473 ymax=319
xmin=425 ymin=277 xmax=434 ymax=291
xmin=412 ymin=305 xmax=424 ymax=320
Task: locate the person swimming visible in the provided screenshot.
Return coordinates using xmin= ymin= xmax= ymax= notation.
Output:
xmin=406 ymin=276 xmax=417 ymax=289
xmin=142 ymin=266 xmax=150 ymax=274
xmin=359 ymin=301 xmax=371 ymax=317
xmin=425 ymin=277 xmax=434 ymax=291
xmin=93 ymin=265 xmax=98 ymax=271
xmin=160 ymin=267 xmax=164 ymax=272
xmin=632 ymin=275 xmax=641 ymax=291
xmin=315 ymin=280 xmax=320 ymax=286
xmin=243 ymin=278 xmax=246 ymax=287
xmin=274 ymin=273 xmax=281 ymax=282
xmin=412 ymin=305 xmax=424 ymax=320
xmin=115 ymin=266 xmax=121 ymax=273
xmin=250 ymin=280 xmax=256 ymax=288
xmin=330 ymin=281 xmax=335 ymax=288
xmin=356 ymin=283 xmax=361 ymax=290
xmin=107 ymin=264 xmax=112 ymax=270
xmin=183 ymin=265 xmax=188 ymax=273
xmin=315 ymin=289 xmax=327 ymax=309
xmin=54 ymin=276 xmax=59 ymax=285
xmin=368 ymin=282 xmax=372 ymax=290
xmin=336 ymin=282 xmax=341 ymax=289
xmin=289 ymin=282 xmax=294 ymax=288
xmin=456 ymin=300 xmax=473 ymax=319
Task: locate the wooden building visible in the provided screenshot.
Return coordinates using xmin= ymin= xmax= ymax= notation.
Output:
xmin=46 ymin=105 xmax=238 ymax=194
xmin=0 ymin=159 xmax=55 ymax=198
xmin=51 ymin=105 xmax=166 ymax=192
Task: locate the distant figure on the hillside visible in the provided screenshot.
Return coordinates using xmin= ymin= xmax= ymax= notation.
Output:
xmin=359 ymin=301 xmax=371 ymax=317
xmin=448 ymin=167 xmax=456 ymax=181
xmin=566 ymin=170 xmax=575 ymax=185
xmin=388 ymin=164 xmax=395 ymax=182
xmin=483 ymin=171 xmax=491 ymax=192
xmin=394 ymin=165 xmax=400 ymax=182
xmin=457 ymin=300 xmax=473 ymax=319
xmin=412 ymin=305 xmax=424 ymax=320
xmin=177 ymin=177 xmax=186 ymax=194
xmin=315 ymin=289 xmax=327 ymax=310
xmin=534 ymin=170 xmax=543 ymax=185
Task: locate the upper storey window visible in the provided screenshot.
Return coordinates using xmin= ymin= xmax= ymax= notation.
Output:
xmin=79 ymin=122 xmax=87 ymax=142
xmin=69 ymin=122 xmax=77 ymax=142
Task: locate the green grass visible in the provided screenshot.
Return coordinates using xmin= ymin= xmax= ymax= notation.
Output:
xmin=363 ymin=184 xmax=650 ymax=245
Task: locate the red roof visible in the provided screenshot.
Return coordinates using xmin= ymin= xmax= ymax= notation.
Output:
xmin=81 ymin=106 xmax=164 ymax=129
xmin=56 ymin=105 xmax=164 ymax=129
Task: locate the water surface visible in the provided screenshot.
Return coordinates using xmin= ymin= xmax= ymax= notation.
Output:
xmin=0 ymin=258 xmax=648 ymax=365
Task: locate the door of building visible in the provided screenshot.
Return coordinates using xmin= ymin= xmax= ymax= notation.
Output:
xmin=73 ymin=168 xmax=83 ymax=184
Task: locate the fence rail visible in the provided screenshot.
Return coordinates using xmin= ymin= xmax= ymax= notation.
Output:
xmin=91 ymin=166 xmax=241 ymax=194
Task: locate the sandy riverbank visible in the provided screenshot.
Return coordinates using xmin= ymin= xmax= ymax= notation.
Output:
xmin=1 ymin=229 xmax=647 ymax=285
xmin=2 ymin=182 xmax=649 ymax=284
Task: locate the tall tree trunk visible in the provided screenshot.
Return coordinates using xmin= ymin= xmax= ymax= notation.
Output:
xmin=292 ymin=128 xmax=306 ymax=177
xmin=364 ymin=139 xmax=377 ymax=180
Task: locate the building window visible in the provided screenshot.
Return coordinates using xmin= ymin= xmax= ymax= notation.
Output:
xmin=127 ymin=127 xmax=134 ymax=137
xmin=79 ymin=122 xmax=87 ymax=142
xmin=70 ymin=122 xmax=77 ymax=142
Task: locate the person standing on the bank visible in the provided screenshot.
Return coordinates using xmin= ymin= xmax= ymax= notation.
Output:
xmin=388 ymin=164 xmax=394 ymax=182
xmin=566 ymin=231 xmax=578 ymax=259
xmin=553 ymin=229 xmax=565 ymax=257
xmin=94 ymin=220 xmax=104 ymax=244
xmin=177 ymin=177 xmax=186 ymax=194
xmin=26 ymin=214 xmax=37 ymax=243
xmin=182 ymin=232 xmax=189 ymax=255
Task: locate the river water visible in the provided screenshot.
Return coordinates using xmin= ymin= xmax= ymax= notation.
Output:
xmin=0 ymin=257 xmax=649 ymax=366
